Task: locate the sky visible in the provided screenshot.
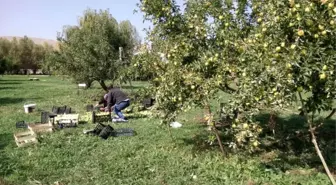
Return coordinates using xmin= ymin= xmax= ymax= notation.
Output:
xmin=0 ymin=0 xmax=184 ymax=41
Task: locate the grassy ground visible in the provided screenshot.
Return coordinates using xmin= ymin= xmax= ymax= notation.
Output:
xmin=0 ymin=75 xmax=333 ymax=185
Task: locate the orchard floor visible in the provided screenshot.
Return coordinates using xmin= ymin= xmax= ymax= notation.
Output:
xmin=0 ymin=75 xmax=333 ymax=185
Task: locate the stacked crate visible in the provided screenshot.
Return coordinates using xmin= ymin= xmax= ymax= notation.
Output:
xmin=14 ymin=122 xmax=54 ymax=147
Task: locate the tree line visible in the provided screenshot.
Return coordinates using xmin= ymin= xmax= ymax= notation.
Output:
xmin=0 ymin=36 xmax=54 ymax=75
xmin=1 ymin=8 xmax=140 ymax=92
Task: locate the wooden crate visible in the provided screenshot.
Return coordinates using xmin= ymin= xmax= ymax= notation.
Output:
xmin=14 ymin=131 xmax=38 ymax=147
xmin=95 ymin=112 xmax=110 ymax=116
xmin=28 ymin=123 xmax=54 ymax=133
xmin=92 ymin=112 xmax=111 ymax=123
xmin=54 ymin=114 xmax=79 ymax=127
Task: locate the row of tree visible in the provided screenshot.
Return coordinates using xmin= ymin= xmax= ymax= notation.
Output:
xmin=0 ymin=36 xmax=54 ymax=75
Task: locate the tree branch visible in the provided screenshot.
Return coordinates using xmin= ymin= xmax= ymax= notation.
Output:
xmin=308 ymin=108 xmax=335 ymax=131
xmin=325 ymin=108 xmax=336 ymax=120
xmin=298 ymin=92 xmax=307 ymax=115
xmin=205 ymin=100 xmax=226 ymax=158
xmin=212 ymin=127 xmax=226 ymax=158
xmin=98 ymin=80 xmax=108 ymax=92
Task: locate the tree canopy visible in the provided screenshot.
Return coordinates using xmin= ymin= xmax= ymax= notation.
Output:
xmin=54 ymin=8 xmax=141 ymax=90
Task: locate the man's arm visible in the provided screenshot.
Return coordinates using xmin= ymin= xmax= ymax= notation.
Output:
xmin=106 ymin=91 xmax=113 ymax=112
xmin=96 ymin=97 xmax=105 ymax=106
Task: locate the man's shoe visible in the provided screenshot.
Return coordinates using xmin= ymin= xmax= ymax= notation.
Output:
xmin=112 ymin=118 xmax=128 ymax=123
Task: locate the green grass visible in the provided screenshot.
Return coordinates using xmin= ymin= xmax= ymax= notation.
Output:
xmin=0 ymin=75 xmax=333 ymax=185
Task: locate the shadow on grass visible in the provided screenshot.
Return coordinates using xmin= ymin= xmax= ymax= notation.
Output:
xmin=78 ymin=121 xmax=88 ymax=125
xmin=0 ymin=97 xmax=25 ymax=106
xmin=180 ymin=125 xmax=221 ymax=154
xmin=0 ymin=79 xmax=24 ymax=84
xmin=0 ymin=82 xmax=22 ymax=85
xmin=254 ymin=113 xmax=336 ymax=172
xmin=0 ymin=133 xmax=16 ymax=177
xmin=93 ymin=113 xmax=148 ymax=123
xmin=0 ymin=133 xmax=12 ymax=150
xmin=0 ymin=79 xmax=24 ymax=82
xmin=182 ymin=134 xmax=217 ymax=153
xmin=0 ymin=87 xmax=16 ymax=90
xmin=179 ymin=113 xmax=336 ymax=172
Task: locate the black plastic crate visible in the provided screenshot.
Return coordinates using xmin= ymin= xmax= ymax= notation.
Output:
xmin=111 ymin=128 xmax=136 ymax=137
xmin=99 ymin=125 xmax=114 ymax=139
xmin=52 ymin=105 xmax=72 ymax=114
xmin=16 ymin=121 xmax=28 ymax=128
xmin=52 ymin=106 xmax=59 ymax=114
xmin=41 ymin=112 xmax=50 ymax=123
xmin=65 ymin=107 xmax=71 ymax=114
xmin=58 ymin=106 xmax=67 ymax=114
xmin=86 ymin=104 xmax=94 ymax=112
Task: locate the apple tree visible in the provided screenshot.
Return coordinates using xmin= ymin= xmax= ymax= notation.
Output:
xmin=236 ymin=0 xmax=335 ymax=182
xmin=138 ymin=0 xmax=335 ymax=160
xmin=135 ymin=0 xmax=264 ymax=156
xmin=56 ymin=8 xmax=140 ymax=90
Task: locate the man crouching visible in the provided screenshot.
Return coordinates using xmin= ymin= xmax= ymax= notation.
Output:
xmin=104 ymin=86 xmax=130 ymax=122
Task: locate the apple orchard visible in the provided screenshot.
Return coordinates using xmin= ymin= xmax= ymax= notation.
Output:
xmin=132 ymin=0 xmax=335 ymax=175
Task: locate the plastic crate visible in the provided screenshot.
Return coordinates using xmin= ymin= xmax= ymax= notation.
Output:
xmin=92 ymin=112 xmax=111 ymax=124
xmin=86 ymin=104 xmax=94 ymax=112
xmin=16 ymin=121 xmax=28 ymax=128
xmin=99 ymin=125 xmax=114 ymax=139
xmin=54 ymin=114 xmax=79 ymax=127
xmin=65 ymin=107 xmax=72 ymax=114
xmin=58 ymin=106 xmax=67 ymax=114
xmin=41 ymin=112 xmax=50 ymax=124
xmin=111 ymin=128 xmax=136 ymax=137
xmin=52 ymin=106 xmax=59 ymax=114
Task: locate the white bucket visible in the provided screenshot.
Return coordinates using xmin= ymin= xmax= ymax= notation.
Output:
xmin=24 ymin=104 xmax=36 ymax=113
xmin=170 ymin=121 xmax=182 ymax=128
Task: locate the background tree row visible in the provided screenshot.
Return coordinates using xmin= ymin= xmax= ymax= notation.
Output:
xmin=0 ymin=36 xmax=54 ymax=75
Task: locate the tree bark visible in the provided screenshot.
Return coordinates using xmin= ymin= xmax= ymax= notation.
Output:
xmin=128 ymin=78 xmax=134 ymax=94
xmin=205 ymin=101 xmax=226 ymax=157
xmin=99 ymin=80 xmax=108 ymax=92
xmin=298 ymin=92 xmax=336 ymax=185
xmin=212 ymin=127 xmax=226 ymax=158
xmin=309 ymin=124 xmax=336 ymax=185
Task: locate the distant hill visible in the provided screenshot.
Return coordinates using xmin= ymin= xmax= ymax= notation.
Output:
xmin=0 ymin=36 xmax=58 ymax=48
